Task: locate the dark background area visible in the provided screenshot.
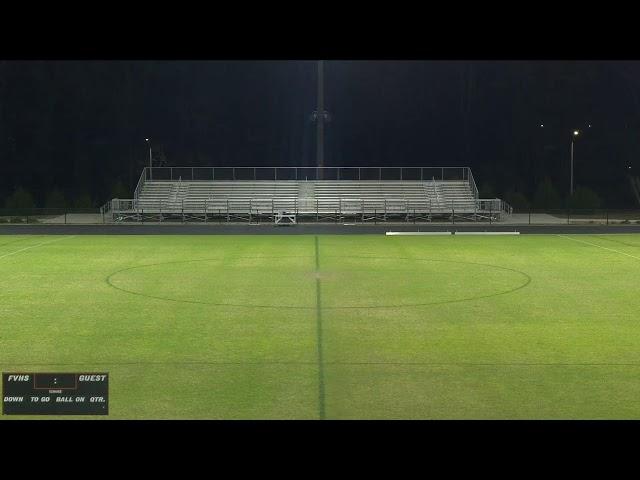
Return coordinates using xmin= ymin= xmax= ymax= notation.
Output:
xmin=0 ymin=60 xmax=639 ymax=209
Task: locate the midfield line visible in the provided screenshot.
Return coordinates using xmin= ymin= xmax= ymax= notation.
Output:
xmin=314 ymin=235 xmax=326 ymax=420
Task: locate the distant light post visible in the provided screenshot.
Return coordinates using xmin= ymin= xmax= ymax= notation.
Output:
xmin=538 ymin=125 xmax=589 ymax=197
xmin=145 ymin=138 xmax=153 ymax=180
xmin=570 ymin=130 xmax=579 ymax=196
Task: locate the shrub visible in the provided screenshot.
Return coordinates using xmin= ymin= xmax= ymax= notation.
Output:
xmin=479 ymin=182 xmax=495 ymax=199
xmin=74 ymin=193 xmax=93 ymax=209
xmin=533 ymin=178 xmax=562 ymax=209
xmin=504 ymin=189 xmax=530 ymax=210
xmin=568 ymin=186 xmax=602 ymax=210
xmin=4 ymin=187 xmax=35 ymax=209
xmin=111 ymin=180 xmax=130 ymax=199
xmin=45 ymin=189 xmax=68 ymax=209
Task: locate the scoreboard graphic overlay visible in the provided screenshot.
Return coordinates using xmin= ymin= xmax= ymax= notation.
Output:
xmin=2 ymin=373 xmax=109 ymax=415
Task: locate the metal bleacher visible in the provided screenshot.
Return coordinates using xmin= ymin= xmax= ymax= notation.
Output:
xmin=107 ymin=166 xmax=512 ymax=223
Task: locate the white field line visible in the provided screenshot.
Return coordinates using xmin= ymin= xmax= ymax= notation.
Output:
xmin=0 ymin=236 xmax=75 ymax=261
xmin=557 ymin=234 xmax=640 ymax=261
xmin=386 ymin=231 xmax=452 ymax=236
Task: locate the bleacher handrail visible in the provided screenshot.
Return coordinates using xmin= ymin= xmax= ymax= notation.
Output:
xmin=467 ymin=168 xmax=479 ymax=200
xmin=133 ymin=167 xmax=147 ymax=201
xmin=139 ymin=166 xmax=475 ymax=182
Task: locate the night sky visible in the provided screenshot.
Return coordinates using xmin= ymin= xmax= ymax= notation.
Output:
xmin=1 ymin=60 xmax=639 ymax=208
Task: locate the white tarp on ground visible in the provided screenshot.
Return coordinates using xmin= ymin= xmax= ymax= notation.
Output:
xmin=454 ymin=231 xmax=520 ymax=235
xmin=386 ymin=232 xmax=452 ymax=235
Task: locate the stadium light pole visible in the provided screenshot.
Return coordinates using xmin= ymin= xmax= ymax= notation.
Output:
xmin=570 ymin=130 xmax=579 ymax=196
xmin=145 ymin=138 xmax=153 ymax=181
xmin=316 ymin=60 xmax=325 ymax=179
xmin=311 ymin=61 xmax=330 ymax=180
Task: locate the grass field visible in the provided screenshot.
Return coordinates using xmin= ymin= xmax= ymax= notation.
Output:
xmin=1 ymin=233 xmax=640 ymax=419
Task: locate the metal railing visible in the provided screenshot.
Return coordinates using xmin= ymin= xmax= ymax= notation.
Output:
xmin=468 ymin=168 xmax=479 ymax=200
xmin=478 ymin=198 xmax=512 ymax=216
xmin=3 ymin=207 xmax=640 ymax=225
xmin=137 ymin=166 xmax=475 ymax=182
xmin=134 ymin=167 xmax=147 ymax=201
xmin=108 ymin=197 xmax=513 ymax=220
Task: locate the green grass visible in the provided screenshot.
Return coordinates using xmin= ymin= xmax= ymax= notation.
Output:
xmin=1 ymin=233 xmax=640 ymax=419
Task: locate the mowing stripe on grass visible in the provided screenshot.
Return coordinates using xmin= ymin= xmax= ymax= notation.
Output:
xmin=0 ymin=235 xmax=75 ymax=261
xmin=314 ymin=235 xmax=326 ymax=420
xmin=557 ymin=234 xmax=640 ymax=261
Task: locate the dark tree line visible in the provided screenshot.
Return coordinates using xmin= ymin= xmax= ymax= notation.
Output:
xmin=0 ymin=60 xmax=638 ymax=208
